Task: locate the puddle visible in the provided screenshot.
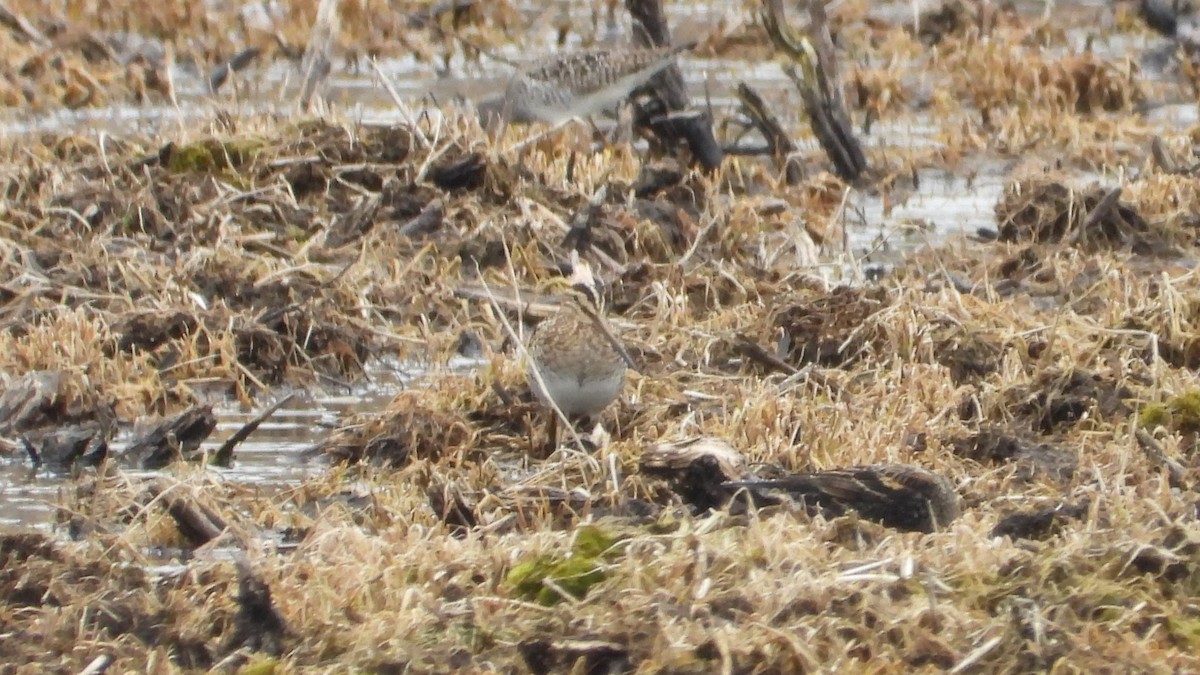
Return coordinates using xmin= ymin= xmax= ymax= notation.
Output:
xmin=0 ymin=356 xmax=485 ymax=531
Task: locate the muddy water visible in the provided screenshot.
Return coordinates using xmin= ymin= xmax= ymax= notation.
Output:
xmin=0 ymin=0 xmax=1183 ymax=529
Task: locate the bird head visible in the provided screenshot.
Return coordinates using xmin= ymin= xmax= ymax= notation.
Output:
xmin=534 ymin=252 xmax=609 ymax=320
xmin=566 ymin=251 xmax=606 ymax=307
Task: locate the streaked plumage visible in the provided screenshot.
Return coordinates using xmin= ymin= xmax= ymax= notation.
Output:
xmin=525 ymin=255 xmax=632 ymax=447
xmin=725 ymin=464 xmax=961 ymax=533
xmin=479 ymin=43 xmax=694 ymax=126
xmin=528 ymin=310 xmax=627 ymax=417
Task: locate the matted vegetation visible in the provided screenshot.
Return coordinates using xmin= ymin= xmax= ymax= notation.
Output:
xmin=3 ymin=0 xmax=1200 ymax=672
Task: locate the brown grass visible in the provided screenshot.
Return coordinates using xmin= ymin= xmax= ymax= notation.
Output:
xmin=3 ymin=0 xmax=1200 ymax=672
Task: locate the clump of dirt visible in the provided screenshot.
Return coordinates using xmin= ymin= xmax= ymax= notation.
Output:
xmin=927 ymin=324 xmax=1006 ymax=384
xmin=317 ymin=385 xmax=479 ymax=467
xmin=999 ymin=368 xmax=1135 ymax=433
xmin=950 ymin=428 xmax=1078 ymax=481
xmin=0 ymin=369 xmax=114 ymax=436
xmin=0 ymin=532 xmax=244 ymax=670
xmin=991 ymin=501 xmax=1090 ymax=540
xmin=994 ymin=174 xmax=1156 ymax=250
xmin=773 ymin=285 xmax=893 ymax=368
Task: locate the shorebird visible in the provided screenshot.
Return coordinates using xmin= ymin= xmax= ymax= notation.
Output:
xmin=525 ymin=253 xmax=635 ymax=451
xmin=724 ymin=464 xmax=961 ymax=533
xmin=477 ymin=42 xmax=694 ymax=128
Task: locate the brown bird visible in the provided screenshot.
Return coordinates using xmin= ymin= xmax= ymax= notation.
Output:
xmin=725 ymin=464 xmax=961 ymax=533
xmin=525 ymin=253 xmax=635 ymax=450
xmin=478 ymin=43 xmax=694 ymax=127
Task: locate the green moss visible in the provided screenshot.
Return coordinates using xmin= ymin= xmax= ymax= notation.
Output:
xmin=507 ymin=554 xmax=606 ymax=605
xmin=166 ymin=137 xmax=263 ymax=175
xmin=572 ymin=525 xmax=621 ymax=559
xmin=1167 ymin=616 xmax=1200 ymax=648
xmin=1139 ymin=391 xmax=1200 ymax=435
xmin=1139 ymin=402 xmax=1168 ymax=429
xmin=506 ymin=527 xmax=626 ymax=605
xmin=1170 ymin=391 xmax=1200 ymax=433
xmin=235 ymin=656 xmax=278 ymax=675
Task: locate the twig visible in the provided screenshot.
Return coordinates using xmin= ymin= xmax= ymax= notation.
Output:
xmin=1134 ymin=428 xmax=1186 ymax=488
xmin=762 ymin=0 xmax=867 ymax=181
xmin=145 ymin=478 xmax=230 ymax=547
xmin=733 ymin=334 xmax=798 ymax=375
xmin=212 ymin=393 xmax=299 ymax=468
xmin=735 ymin=83 xmax=803 ymax=184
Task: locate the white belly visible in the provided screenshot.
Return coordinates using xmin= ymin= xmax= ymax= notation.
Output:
xmin=528 ymin=365 xmax=625 ymax=417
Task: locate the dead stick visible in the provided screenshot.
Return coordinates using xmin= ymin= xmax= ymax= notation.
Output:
xmin=1134 ymin=428 xmax=1186 ymax=488
xmin=625 ymin=0 xmax=688 ymax=110
xmin=734 ymin=334 xmax=799 ymax=375
xmin=212 ymin=393 xmax=298 ymax=467
xmin=146 ymin=478 xmax=229 ymax=546
xmin=736 ymin=83 xmax=804 ymax=184
xmin=763 ymin=0 xmax=867 ymax=181
xmin=1068 ymin=187 xmax=1122 ymax=246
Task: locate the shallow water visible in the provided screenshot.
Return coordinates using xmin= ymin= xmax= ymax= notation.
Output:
xmin=0 ymin=0 xmax=1183 ymax=529
xmin=0 ymin=357 xmax=484 ymax=531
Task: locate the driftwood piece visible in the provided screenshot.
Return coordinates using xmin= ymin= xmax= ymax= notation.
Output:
xmin=208 ymin=47 xmax=264 ymax=93
xmin=146 ymin=478 xmax=229 ymax=546
xmin=21 ymin=425 xmax=108 ymax=472
xmin=625 ymin=0 xmax=724 ymax=171
xmin=124 ymin=405 xmax=218 ymax=470
xmin=641 ymin=437 xmax=749 ymax=513
xmin=212 ymin=394 xmax=297 ymax=468
xmin=736 ymin=83 xmax=804 ymax=184
xmin=0 ymin=370 xmax=66 ymax=434
xmin=762 ymin=0 xmax=867 ymax=181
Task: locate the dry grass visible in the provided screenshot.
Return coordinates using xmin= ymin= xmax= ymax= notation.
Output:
xmin=3 ymin=0 xmax=1200 ymax=672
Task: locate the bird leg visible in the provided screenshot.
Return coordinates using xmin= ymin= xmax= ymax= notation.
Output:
xmin=537 ymin=412 xmax=559 ymax=458
xmin=541 ymin=412 xmax=604 ymax=455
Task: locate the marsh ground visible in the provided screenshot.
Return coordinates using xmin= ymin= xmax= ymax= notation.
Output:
xmin=3 ymin=0 xmax=1200 ymax=672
